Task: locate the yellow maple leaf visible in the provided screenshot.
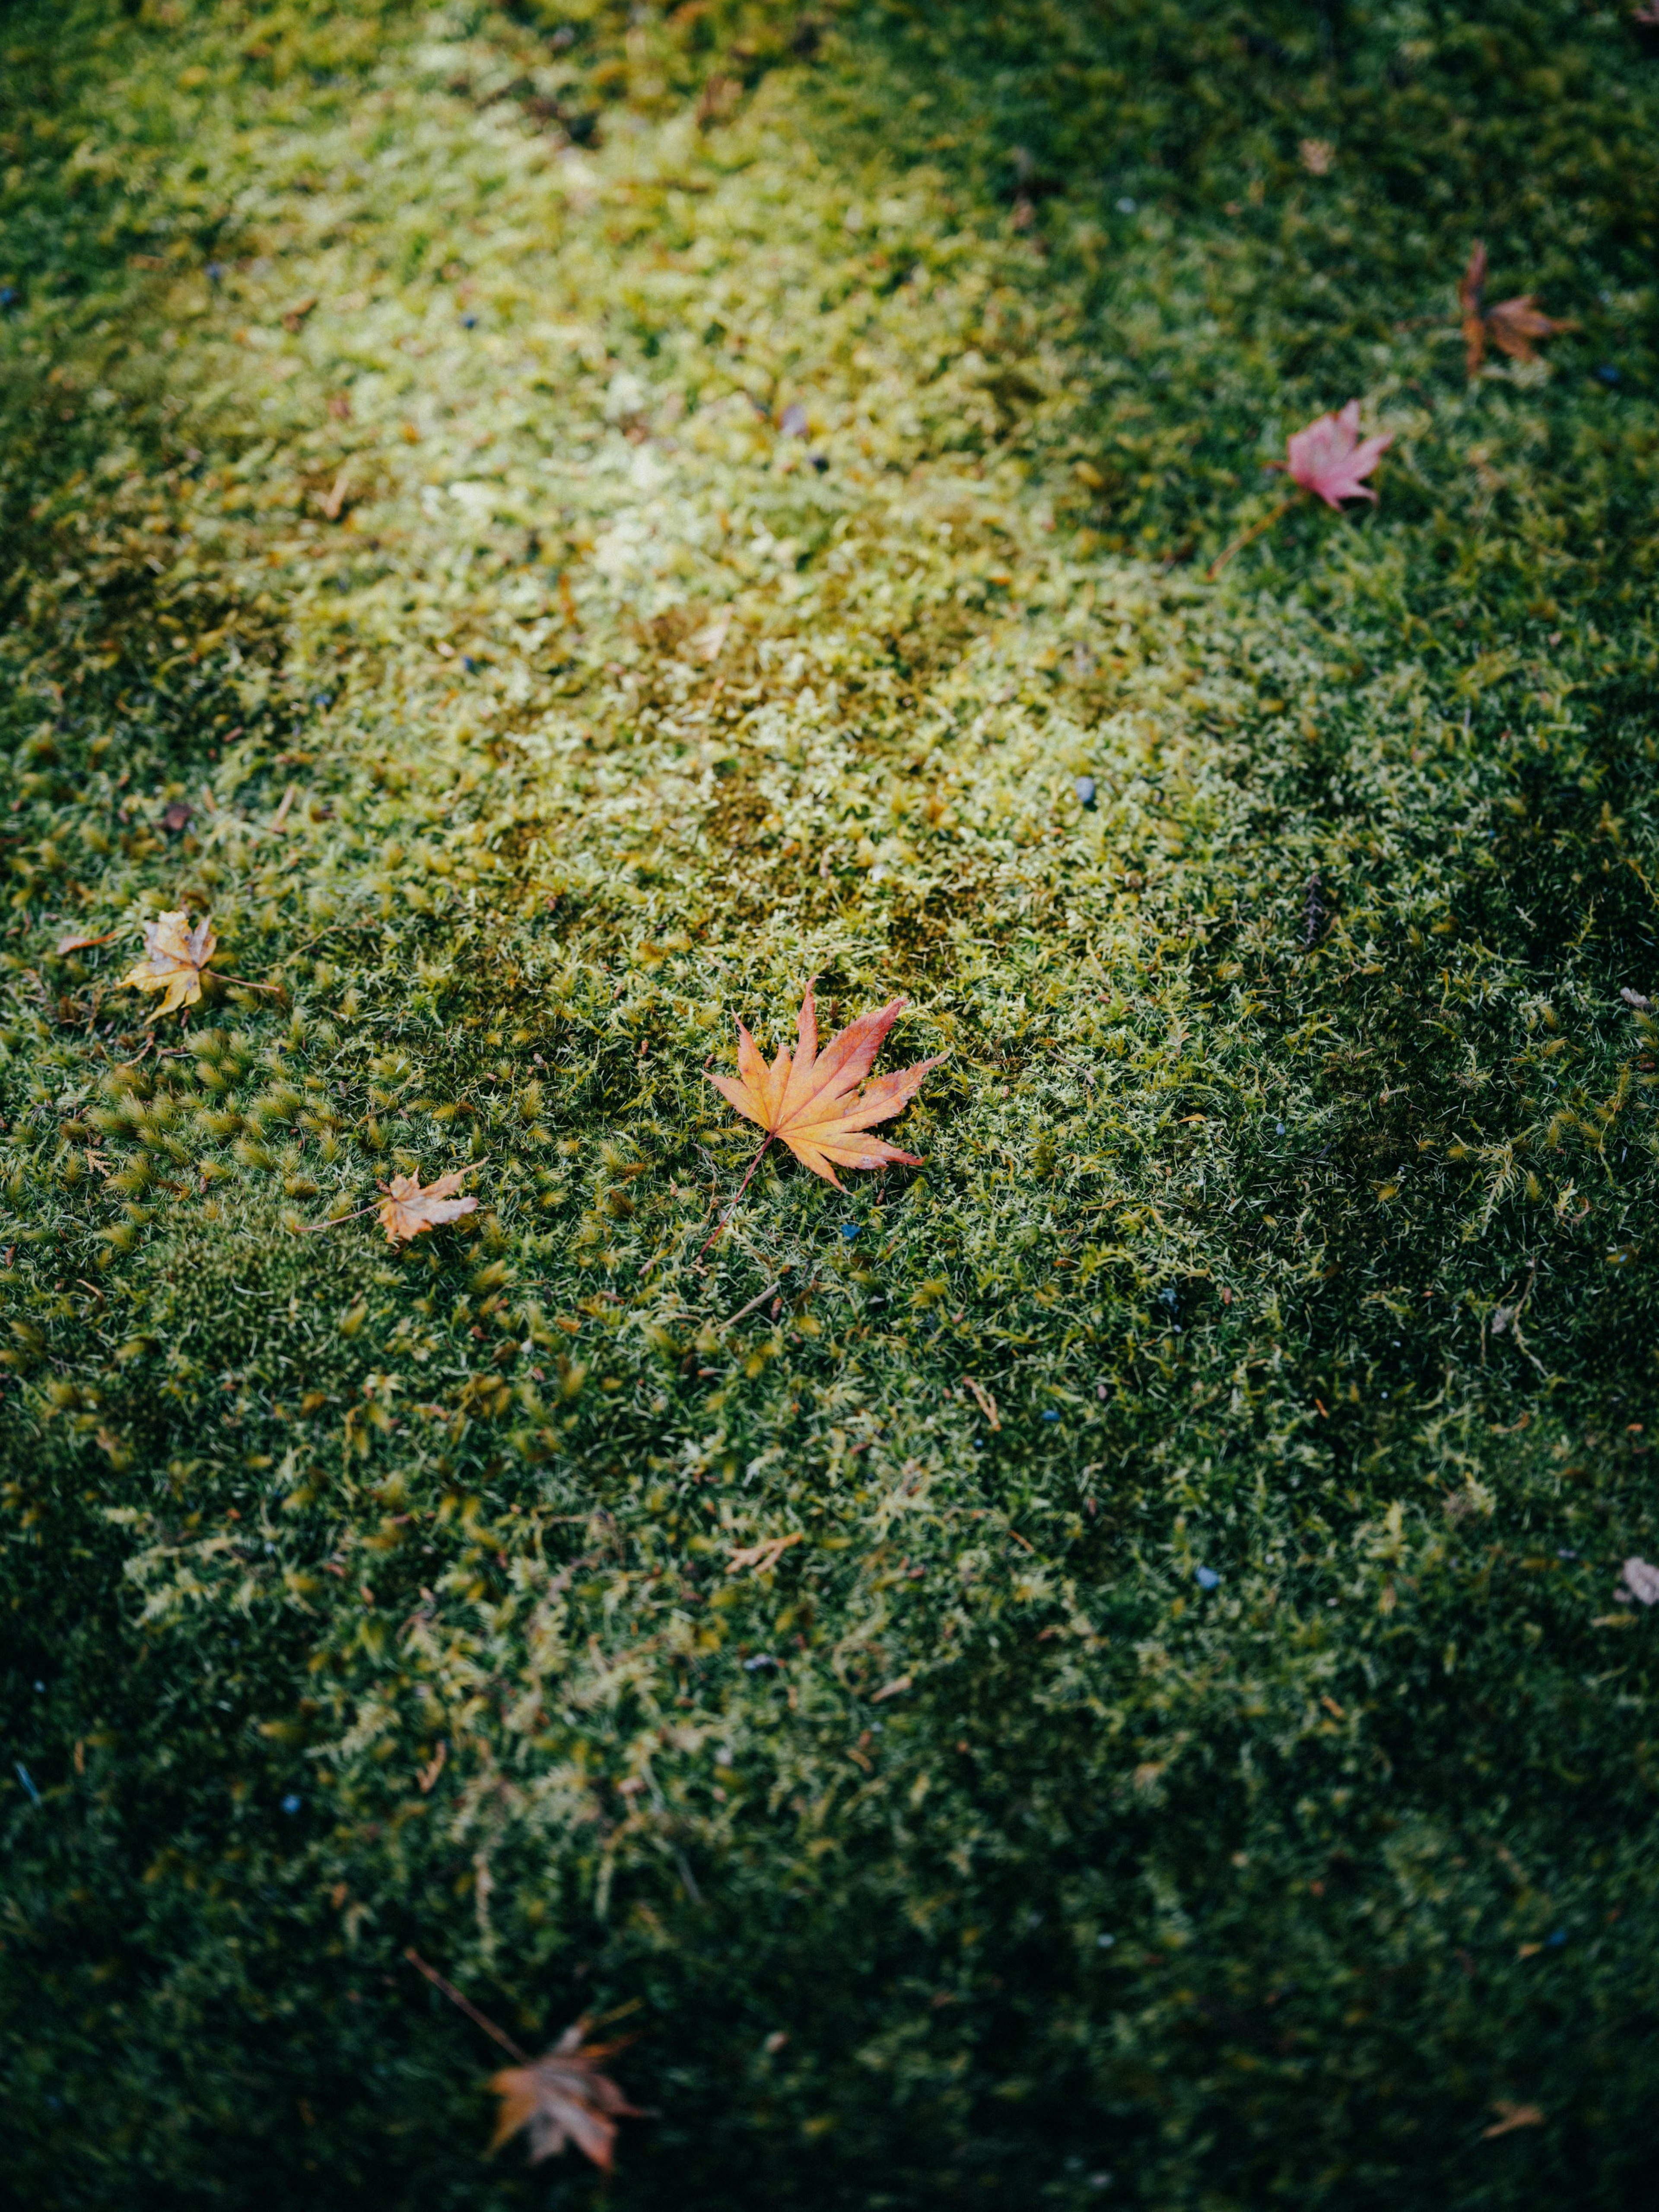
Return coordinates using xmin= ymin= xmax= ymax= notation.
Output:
xmin=375 ymin=1169 xmax=477 ymax=1244
xmin=120 ymin=910 xmax=219 ymax=1020
xmin=706 ymin=980 xmax=944 ymax=1190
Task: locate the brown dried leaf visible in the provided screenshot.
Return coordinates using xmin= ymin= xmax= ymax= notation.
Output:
xmin=1456 ymin=242 xmax=1575 ymax=372
xmin=707 ymin=980 xmax=944 ymax=1189
xmin=1482 ymin=2101 xmax=1543 ymax=2139
xmin=489 ymin=2024 xmax=642 ymax=2169
xmin=1485 ymin=294 xmax=1578 ymax=363
xmin=375 ymin=1170 xmax=478 ymax=1244
xmin=54 ymin=928 xmax=121 ymax=954
xmin=963 ymin=1375 xmax=1001 ymax=1430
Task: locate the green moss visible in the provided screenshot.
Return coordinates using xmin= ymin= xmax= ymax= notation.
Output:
xmin=3 ymin=3 xmax=1659 ymax=2208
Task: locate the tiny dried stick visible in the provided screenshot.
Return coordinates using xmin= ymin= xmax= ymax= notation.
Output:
xmin=404 ymin=1947 xmax=529 ymax=2063
xmin=1207 ymin=493 xmax=1299 ymax=581
xmin=699 ymin=1132 xmax=773 ymax=1254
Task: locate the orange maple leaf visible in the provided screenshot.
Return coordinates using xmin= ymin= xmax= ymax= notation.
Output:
xmin=375 ymin=1170 xmax=478 ymax=1243
xmin=489 ymin=2024 xmax=643 ymax=2170
xmin=120 ymin=910 xmax=219 ymax=1020
xmin=707 ymin=981 xmax=944 ymax=1190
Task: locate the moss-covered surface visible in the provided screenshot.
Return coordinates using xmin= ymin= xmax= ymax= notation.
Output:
xmin=4 ymin=3 xmax=1659 ymax=2206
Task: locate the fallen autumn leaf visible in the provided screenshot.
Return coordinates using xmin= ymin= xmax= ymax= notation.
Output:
xmin=1208 ymin=402 xmax=1393 ymax=575
xmin=1459 ymin=242 xmax=1576 ymax=375
xmin=707 ymin=980 xmax=944 ymax=1190
xmin=120 ymin=910 xmax=220 ymax=1020
xmin=1284 ymin=401 xmax=1395 ymax=509
xmin=489 ymin=2024 xmax=643 ymax=2170
xmin=375 ymin=1170 xmax=479 ymax=1244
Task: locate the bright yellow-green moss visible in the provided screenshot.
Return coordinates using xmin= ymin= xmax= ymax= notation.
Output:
xmin=3 ymin=3 xmax=1659 ymax=2207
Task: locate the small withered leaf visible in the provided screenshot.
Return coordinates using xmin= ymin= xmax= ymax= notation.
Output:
xmin=707 ymin=980 xmax=945 ymax=1189
xmin=489 ymin=2024 xmax=642 ymax=2170
xmin=120 ymin=910 xmax=219 ymax=1021
xmin=1457 ymin=241 xmax=1575 ymax=374
xmin=1485 ymin=294 xmax=1577 ymax=364
xmin=375 ymin=1170 xmax=478 ymax=1244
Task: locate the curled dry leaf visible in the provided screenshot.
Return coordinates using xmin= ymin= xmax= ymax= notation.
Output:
xmin=54 ymin=928 xmax=121 ymax=955
xmin=121 ymin=910 xmax=219 ymax=1020
xmin=707 ymin=981 xmax=945 ymax=1189
xmin=489 ymin=2024 xmax=642 ymax=2170
xmin=376 ymin=1170 xmax=478 ymax=1244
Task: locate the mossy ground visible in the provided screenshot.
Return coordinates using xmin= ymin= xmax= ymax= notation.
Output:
xmin=4 ymin=3 xmax=1659 ymax=2206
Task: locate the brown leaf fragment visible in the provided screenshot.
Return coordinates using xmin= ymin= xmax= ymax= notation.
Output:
xmin=281 ymin=295 xmax=319 ymax=334
xmin=54 ymin=928 xmax=120 ymax=954
xmin=963 ymin=1375 xmax=1001 ymax=1430
xmin=489 ymin=2024 xmax=643 ymax=2170
xmin=1615 ymin=1555 xmax=1659 ymax=1605
xmin=728 ymin=1532 xmax=804 ymax=1575
xmin=706 ymin=980 xmax=944 ymax=1190
xmin=320 ymin=466 xmax=353 ymax=521
xmin=1458 ymin=241 xmax=1489 ymax=377
xmin=1485 ymin=294 xmax=1577 ymax=364
xmin=375 ymin=1170 xmax=478 ymax=1245
xmin=120 ymin=909 xmax=219 ymax=1020
xmin=1482 ymin=2101 xmax=1543 ymax=2139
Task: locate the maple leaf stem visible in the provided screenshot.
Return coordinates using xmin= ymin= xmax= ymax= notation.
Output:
xmin=299 ymin=1200 xmax=382 ymax=1233
xmin=404 ymin=1948 xmax=530 ymax=2063
xmin=699 ymin=1132 xmax=772 ymax=1253
xmin=1207 ymin=493 xmax=1300 ymax=580
xmin=212 ymin=971 xmax=284 ymax=995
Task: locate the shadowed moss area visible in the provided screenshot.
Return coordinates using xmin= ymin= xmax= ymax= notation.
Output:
xmin=3 ymin=3 xmax=1659 ymax=2207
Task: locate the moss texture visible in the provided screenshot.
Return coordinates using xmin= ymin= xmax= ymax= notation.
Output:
xmin=3 ymin=2 xmax=1659 ymax=2206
